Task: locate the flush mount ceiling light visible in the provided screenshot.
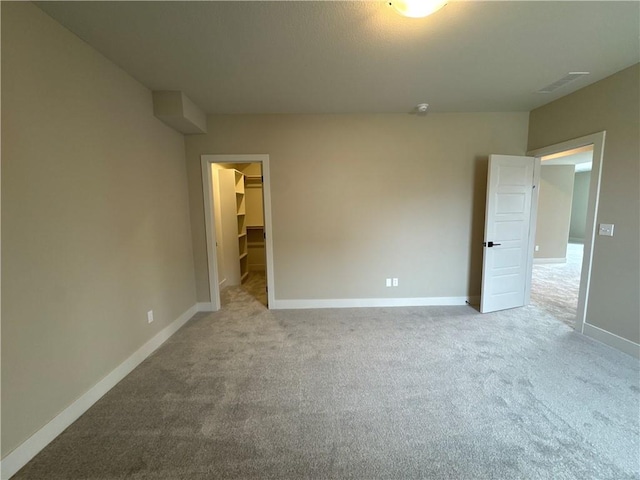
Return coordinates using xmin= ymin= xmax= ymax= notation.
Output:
xmin=389 ymin=0 xmax=448 ymax=18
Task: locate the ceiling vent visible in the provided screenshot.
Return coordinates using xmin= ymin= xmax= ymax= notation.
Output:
xmin=537 ymin=72 xmax=590 ymax=94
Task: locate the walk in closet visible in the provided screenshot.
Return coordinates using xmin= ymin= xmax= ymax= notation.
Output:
xmin=215 ymin=163 xmax=265 ymax=287
xmin=244 ymin=170 xmax=266 ymax=274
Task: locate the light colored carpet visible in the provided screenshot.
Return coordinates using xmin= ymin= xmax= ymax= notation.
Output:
xmin=12 ymin=286 xmax=639 ymax=479
xmin=241 ymin=271 xmax=268 ymax=308
xmin=530 ymin=243 xmax=583 ymax=329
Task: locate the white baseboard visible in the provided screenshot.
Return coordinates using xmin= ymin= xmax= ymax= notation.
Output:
xmin=533 ymin=257 xmax=567 ymax=265
xmin=196 ymin=302 xmax=215 ymax=312
xmin=0 ymin=304 xmax=199 ymax=480
xmin=583 ymin=323 xmax=640 ymax=359
xmin=270 ymin=296 xmax=476 ymax=310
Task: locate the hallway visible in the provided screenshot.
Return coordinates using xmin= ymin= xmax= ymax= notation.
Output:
xmin=530 ymin=242 xmax=583 ymax=329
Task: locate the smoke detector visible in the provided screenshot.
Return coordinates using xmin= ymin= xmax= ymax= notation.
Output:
xmin=415 ymin=103 xmax=429 ymax=115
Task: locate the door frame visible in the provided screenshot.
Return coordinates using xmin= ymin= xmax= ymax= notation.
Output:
xmin=527 ymin=131 xmax=606 ymax=333
xmin=525 ymin=157 xmax=541 ymax=306
xmin=201 ymin=154 xmax=275 ymax=310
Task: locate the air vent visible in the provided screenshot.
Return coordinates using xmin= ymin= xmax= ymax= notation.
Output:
xmin=537 ymin=72 xmax=590 ymax=94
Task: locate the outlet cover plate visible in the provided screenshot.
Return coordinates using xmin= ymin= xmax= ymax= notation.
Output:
xmin=598 ymin=224 xmax=614 ymax=236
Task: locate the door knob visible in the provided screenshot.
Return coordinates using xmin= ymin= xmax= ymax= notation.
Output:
xmin=483 ymin=241 xmax=501 ymax=247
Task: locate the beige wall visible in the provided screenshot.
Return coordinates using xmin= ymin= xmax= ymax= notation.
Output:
xmin=186 ymin=113 xmax=529 ymax=302
xmin=534 ymin=165 xmax=575 ymax=260
xmin=1 ymin=3 xmax=196 ymax=456
xmin=244 ymin=187 xmax=264 ymax=227
xmin=569 ymin=171 xmax=591 ymax=242
xmin=528 ymin=64 xmax=640 ymax=344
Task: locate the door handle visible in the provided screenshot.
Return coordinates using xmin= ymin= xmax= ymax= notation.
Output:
xmin=483 ymin=241 xmax=501 ymax=247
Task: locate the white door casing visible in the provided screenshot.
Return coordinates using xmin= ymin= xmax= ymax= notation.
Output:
xmin=201 ymin=154 xmax=275 ymax=311
xmin=481 ymin=155 xmax=539 ymax=313
xmin=527 ymin=131 xmax=606 ymax=334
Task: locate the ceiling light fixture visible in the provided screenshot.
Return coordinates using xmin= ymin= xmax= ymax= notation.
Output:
xmin=389 ymin=0 xmax=448 ymax=18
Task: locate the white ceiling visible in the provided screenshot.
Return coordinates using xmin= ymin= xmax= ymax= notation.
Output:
xmin=35 ymin=1 xmax=640 ymax=114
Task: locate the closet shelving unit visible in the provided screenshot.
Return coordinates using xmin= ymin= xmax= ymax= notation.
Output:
xmin=234 ymin=170 xmax=249 ymax=283
xmin=244 ymin=173 xmax=266 ymax=273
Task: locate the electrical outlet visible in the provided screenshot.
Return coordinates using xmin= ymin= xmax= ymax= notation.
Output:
xmin=386 ymin=278 xmax=392 ymax=287
xmin=598 ymin=223 xmax=614 ymax=237
xmin=535 ymin=245 xmax=539 ymax=252
xmin=147 ymin=310 xmax=154 ymax=324
xmin=392 ymin=278 xmax=399 ymax=287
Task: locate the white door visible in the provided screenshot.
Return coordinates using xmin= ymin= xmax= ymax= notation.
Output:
xmin=481 ymin=155 xmax=539 ymax=313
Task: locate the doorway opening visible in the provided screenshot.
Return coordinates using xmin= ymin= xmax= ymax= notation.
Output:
xmin=530 ymin=145 xmax=593 ymax=328
xmin=527 ymin=132 xmax=605 ymax=333
xmin=201 ymin=154 xmax=275 ymax=311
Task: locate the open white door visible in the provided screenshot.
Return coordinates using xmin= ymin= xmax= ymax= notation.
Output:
xmin=481 ymin=154 xmax=539 ymax=313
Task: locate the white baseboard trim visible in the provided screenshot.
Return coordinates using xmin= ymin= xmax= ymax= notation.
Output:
xmin=583 ymin=323 xmax=640 ymax=358
xmin=533 ymin=257 xmax=566 ymax=265
xmin=0 ymin=304 xmax=199 ymax=480
xmin=270 ymin=296 xmax=476 ymax=310
xmin=196 ymin=302 xmax=215 ymax=312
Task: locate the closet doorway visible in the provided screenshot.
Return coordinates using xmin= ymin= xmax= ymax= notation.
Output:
xmin=201 ymin=154 xmax=275 ymax=310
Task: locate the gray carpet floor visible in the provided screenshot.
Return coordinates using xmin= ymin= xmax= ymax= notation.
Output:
xmin=243 ymin=271 xmax=268 ymax=308
xmin=530 ymin=243 xmax=583 ymax=329
xmin=12 ymin=281 xmax=640 ymax=479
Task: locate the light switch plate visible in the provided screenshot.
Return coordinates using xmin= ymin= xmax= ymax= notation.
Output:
xmin=598 ymin=223 xmax=614 ymax=237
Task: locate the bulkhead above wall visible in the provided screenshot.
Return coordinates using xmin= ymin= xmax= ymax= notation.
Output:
xmin=152 ymin=90 xmax=207 ymax=134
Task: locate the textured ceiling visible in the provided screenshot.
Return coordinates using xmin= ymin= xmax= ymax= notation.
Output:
xmin=35 ymin=1 xmax=640 ymax=114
